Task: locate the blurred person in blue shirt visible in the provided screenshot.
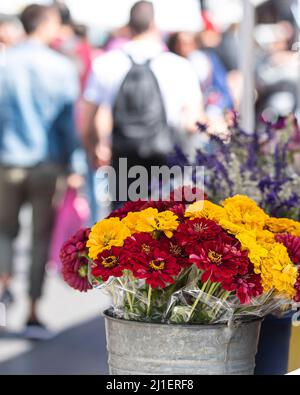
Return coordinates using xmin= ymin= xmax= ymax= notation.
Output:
xmin=168 ymin=31 xmax=233 ymax=119
xmin=0 ymin=4 xmax=79 ymax=339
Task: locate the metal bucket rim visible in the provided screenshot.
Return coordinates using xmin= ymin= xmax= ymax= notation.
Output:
xmin=103 ymin=310 xmax=263 ymax=330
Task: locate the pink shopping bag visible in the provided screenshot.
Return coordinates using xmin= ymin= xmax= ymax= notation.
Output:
xmin=48 ymin=187 xmax=90 ymax=272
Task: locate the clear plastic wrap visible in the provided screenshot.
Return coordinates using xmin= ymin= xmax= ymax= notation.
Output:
xmin=91 ymin=267 xmax=299 ymax=325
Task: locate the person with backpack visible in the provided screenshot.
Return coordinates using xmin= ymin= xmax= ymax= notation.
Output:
xmin=82 ymin=1 xmax=203 ymax=207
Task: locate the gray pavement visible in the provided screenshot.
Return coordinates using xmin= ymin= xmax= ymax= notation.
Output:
xmin=0 ymin=207 xmax=111 ymax=375
xmin=0 ymin=318 xmax=108 ymax=375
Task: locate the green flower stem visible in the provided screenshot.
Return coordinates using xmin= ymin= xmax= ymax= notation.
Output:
xmin=129 ymin=273 xmax=137 ymax=307
xmin=179 ymin=266 xmax=193 ymax=280
xmin=147 ymin=286 xmax=152 ymax=317
xmin=127 ymin=290 xmax=134 ymax=313
xmin=82 ymin=254 xmax=93 ymax=263
xmin=217 ymin=289 xmax=227 ymax=299
xmin=118 ymin=278 xmax=134 ymax=313
xmin=206 ymin=282 xmax=219 ymax=301
xmin=187 ymin=281 xmax=210 ymax=322
xmin=125 ymin=275 xmax=135 ymax=313
xmin=201 ymin=280 xmax=210 ymax=293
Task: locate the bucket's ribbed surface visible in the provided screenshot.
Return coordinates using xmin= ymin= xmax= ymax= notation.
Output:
xmin=104 ymin=313 xmax=262 ymax=375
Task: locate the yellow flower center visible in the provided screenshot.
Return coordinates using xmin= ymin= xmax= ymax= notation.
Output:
xmin=193 ymin=223 xmax=207 ymax=232
xmin=142 ymin=244 xmax=151 ymax=254
xmin=149 ymin=260 xmax=165 ymax=271
xmin=102 ymin=256 xmax=118 ymax=269
xmin=208 ymin=251 xmax=222 ymax=265
xmin=103 ymin=234 xmax=113 ymax=247
xmin=170 ymin=243 xmax=182 ymax=257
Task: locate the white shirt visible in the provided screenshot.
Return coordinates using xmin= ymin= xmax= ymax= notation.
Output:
xmin=84 ymin=40 xmax=202 ymax=130
xmin=189 ymin=50 xmax=212 ymax=86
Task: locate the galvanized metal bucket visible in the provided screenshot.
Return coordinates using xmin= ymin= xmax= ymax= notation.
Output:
xmin=104 ymin=312 xmax=262 ymax=375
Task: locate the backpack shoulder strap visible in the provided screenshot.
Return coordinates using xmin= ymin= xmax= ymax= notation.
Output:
xmin=123 ymin=50 xmax=163 ymax=67
xmin=125 ymin=53 xmax=136 ymax=66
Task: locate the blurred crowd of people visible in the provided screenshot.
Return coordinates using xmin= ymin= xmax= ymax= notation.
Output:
xmin=0 ymin=0 xmax=298 ymax=340
xmin=255 ymin=1 xmax=299 ymax=121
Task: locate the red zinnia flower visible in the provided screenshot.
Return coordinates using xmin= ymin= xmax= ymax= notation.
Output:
xmin=122 ymin=232 xmax=157 ymax=256
xmin=122 ymin=233 xmax=182 ymax=288
xmin=144 ymin=200 xmax=186 ymax=215
xmin=175 ymin=218 xmax=223 ymax=252
xmin=92 ymin=247 xmax=125 ymax=282
xmin=108 ymin=200 xmax=149 ymax=219
xmin=190 ymin=239 xmax=249 ymax=284
xmin=168 ymin=203 xmax=186 ymax=222
xmin=168 ymin=238 xmax=191 ymax=268
xmin=147 ymin=200 xmax=174 ymax=211
xmin=60 ymin=228 xmax=92 ymax=293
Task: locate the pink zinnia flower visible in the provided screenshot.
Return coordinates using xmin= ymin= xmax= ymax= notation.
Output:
xmin=60 ymin=228 xmax=92 ymax=293
xmin=276 ymin=233 xmax=300 ymax=302
xmin=276 ymin=233 xmax=300 ymax=265
xmin=223 ymin=273 xmax=263 ymax=305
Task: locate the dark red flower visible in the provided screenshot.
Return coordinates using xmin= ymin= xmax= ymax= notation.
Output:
xmin=121 ymin=232 xmax=157 ymax=256
xmin=276 ymin=233 xmax=300 ymax=265
xmin=60 ymin=228 xmax=92 ymax=293
xmin=189 ymin=239 xmax=249 ymax=284
xmin=145 ymin=200 xmax=187 ymax=215
xmin=108 ymin=200 xmax=150 ymax=219
xmin=168 ymin=238 xmax=191 ymax=268
xmin=122 ymin=233 xmax=182 ymax=288
xmin=294 ymin=277 xmax=300 ymax=303
xmin=223 ymin=273 xmax=263 ymax=304
xmin=175 ymin=218 xmax=223 ymax=252
xmin=168 ymin=203 xmax=186 ymax=222
xmin=92 ymin=247 xmax=125 ymax=282
xmin=147 ymin=200 xmax=173 ymax=211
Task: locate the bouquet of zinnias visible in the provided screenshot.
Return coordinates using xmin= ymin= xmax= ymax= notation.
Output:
xmin=60 ymin=192 xmax=300 ymax=324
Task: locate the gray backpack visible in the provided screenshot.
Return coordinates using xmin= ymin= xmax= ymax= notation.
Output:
xmin=113 ymin=55 xmax=172 ymax=158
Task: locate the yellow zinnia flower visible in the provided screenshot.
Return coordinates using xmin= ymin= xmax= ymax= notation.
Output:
xmin=260 ymin=243 xmax=297 ymax=298
xmin=87 ymin=218 xmax=131 ymax=259
xmin=185 ymin=200 xmax=226 ymax=222
xmin=222 ymin=195 xmax=268 ymax=232
xmin=122 ymin=212 xmax=141 ymax=234
xmin=256 ymin=230 xmax=275 ymax=245
xmin=219 ymin=219 xmax=245 ymax=235
xmin=266 ymin=217 xmax=300 ymax=237
xmin=235 ymin=231 xmax=269 ymax=273
xmin=136 ymin=208 xmax=179 ymax=238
